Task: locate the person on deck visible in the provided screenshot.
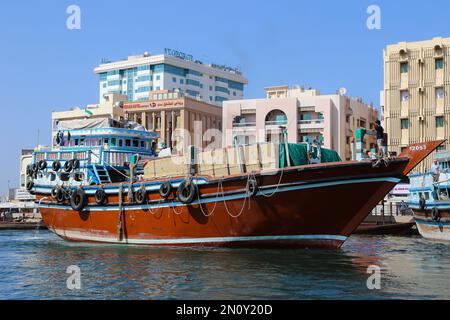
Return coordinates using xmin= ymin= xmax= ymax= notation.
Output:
xmin=374 ymin=120 xmax=385 ymax=158
xmin=431 ymin=159 xmax=440 ymax=184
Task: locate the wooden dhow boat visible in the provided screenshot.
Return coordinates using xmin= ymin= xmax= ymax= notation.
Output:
xmin=408 ymin=150 xmax=450 ymax=241
xmin=28 ymin=120 xmax=444 ymax=249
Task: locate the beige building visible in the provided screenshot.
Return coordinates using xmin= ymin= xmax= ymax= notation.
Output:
xmin=382 ymin=36 xmax=450 ymax=172
xmin=223 ymin=86 xmax=378 ymax=160
xmin=123 ymin=90 xmax=222 ymax=153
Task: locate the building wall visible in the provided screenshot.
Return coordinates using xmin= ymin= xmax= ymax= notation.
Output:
xmin=95 ymin=54 xmax=247 ymax=106
xmin=382 ymin=37 xmax=450 ymax=173
xmin=123 ymin=92 xmax=222 ymax=154
xmin=223 ymin=87 xmax=378 ymax=161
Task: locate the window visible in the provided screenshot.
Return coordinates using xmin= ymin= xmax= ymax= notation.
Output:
xmin=209 ymin=86 xmax=213 ymax=91
xmin=436 ymin=58 xmax=444 ymax=70
xmin=172 ymin=77 xmax=176 ymax=83
xmin=401 ymin=118 xmax=409 ymax=129
xmin=110 ymin=138 xmax=117 ymax=147
xmin=133 ymin=140 xmax=139 ymax=148
xmin=401 ymin=90 xmax=409 ymax=102
xmin=436 ymin=87 xmax=445 ymax=99
xmin=156 ymin=75 xmax=161 ymax=81
xmin=125 ymin=140 xmax=131 ymax=147
xmin=119 ymin=139 xmax=123 ymax=147
xmin=400 ymin=62 xmax=408 ymax=73
xmin=436 ymin=116 xmax=444 ymax=128
xmin=180 ymin=79 xmax=184 ymax=84
xmin=140 ymin=141 xmax=145 ymax=148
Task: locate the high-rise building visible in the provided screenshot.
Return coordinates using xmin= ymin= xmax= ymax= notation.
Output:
xmin=223 ymin=86 xmax=378 ymax=161
xmin=94 ymin=49 xmax=247 ymax=106
xmin=382 ymin=37 xmax=450 ymax=172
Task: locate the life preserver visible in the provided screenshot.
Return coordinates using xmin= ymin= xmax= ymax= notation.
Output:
xmin=95 ymin=188 xmax=107 ymax=205
xmin=134 ymin=187 xmax=147 ymax=205
xmin=38 ymin=160 xmax=47 ymax=171
xmin=177 ymin=180 xmax=196 ymax=204
xmin=246 ymin=179 xmax=258 ymax=197
xmin=26 ymin=181 xmax=34 ymax=192
xmin=159 ymin=181 xmax=173 ymax=199
xmin=52 ymin=161 xmax=61 ymax=172
xmin=72 ymin=159 xmax=80 ymax=170
xmin=431 ymin=207 xmax=441 ymax=222
xmin=70 ymin=188 xmax=87 ymax=211
xmin=55 ymin=187 xmax=65 ymax=203
xmin=64 ymin=160 xmax=73 ymax=173
xmin=419 ymin=197 xmax=426 ymax=210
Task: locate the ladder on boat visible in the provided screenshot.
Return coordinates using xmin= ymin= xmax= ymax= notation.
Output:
xmin=93 ymin=165 xmax=112 ymax=184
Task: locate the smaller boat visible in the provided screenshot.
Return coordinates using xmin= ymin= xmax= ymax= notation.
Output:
xmin=408 ymin=150 xmax=450 ymax=241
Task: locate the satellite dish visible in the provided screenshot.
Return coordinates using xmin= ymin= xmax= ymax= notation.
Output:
xmin=339 ymin=87 xmax=347 ymax=96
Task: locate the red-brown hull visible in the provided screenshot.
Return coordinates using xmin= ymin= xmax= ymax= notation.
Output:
xmin=37 ymin=160 xmax=407 ymax=249
xmin=34 ymin=139 xmax=445 ymax=249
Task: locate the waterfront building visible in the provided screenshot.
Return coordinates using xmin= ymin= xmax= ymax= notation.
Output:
xmin=223 ymin=86 xmax=379 ymax=161
xmin=94 ymin=49 xmax=247 ymax=106
xmin=123 ymin=90 xmax=222 ymax=153
xmin=52 ymin=91 xmax=222 ymax=154
xmin=382 ymin=36 xmax=450 ymax=172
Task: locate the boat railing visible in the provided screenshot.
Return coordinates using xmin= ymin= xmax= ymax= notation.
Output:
xmin=34 ymin=150 xmax=92 ymax=163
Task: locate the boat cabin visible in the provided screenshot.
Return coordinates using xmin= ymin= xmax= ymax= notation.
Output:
xmin=29 ymin=123 xmax=159 ymax=188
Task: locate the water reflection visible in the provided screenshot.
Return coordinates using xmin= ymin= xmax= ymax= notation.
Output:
xmin=0 ymin=231 xmax=449 ymax=299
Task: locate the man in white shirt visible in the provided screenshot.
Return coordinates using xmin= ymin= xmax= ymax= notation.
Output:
xmin=431 ymin=159 xmax=440 ymax=183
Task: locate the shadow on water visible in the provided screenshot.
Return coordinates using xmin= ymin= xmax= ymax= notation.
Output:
xmin=1 ymin=230 xmax=450 ymax=300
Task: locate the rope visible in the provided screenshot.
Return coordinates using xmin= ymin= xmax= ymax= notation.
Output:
xmin=195 ymin=179 xmax=221 ymax=217
xmin=260 ymin=167 xmax=284 ymax=198
xmin=220 ymin=174 xmax=251 ymax=219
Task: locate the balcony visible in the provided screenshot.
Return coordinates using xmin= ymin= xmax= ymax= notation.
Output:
xmin=297 ymin=119 xmax=324 ymax=130
xmin=232 ymin=122 xmax=256 ymax=129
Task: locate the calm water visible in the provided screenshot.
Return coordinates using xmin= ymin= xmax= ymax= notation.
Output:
xmin=1 ymin=229 xmax=450 ymax=300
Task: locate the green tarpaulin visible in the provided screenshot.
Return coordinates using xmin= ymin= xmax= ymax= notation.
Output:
xmin=279 ymin=143 xmax=341 ymax=168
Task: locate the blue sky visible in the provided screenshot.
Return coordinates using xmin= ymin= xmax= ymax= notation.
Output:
xmin=0 ymin=0 xmax=449 ymax=194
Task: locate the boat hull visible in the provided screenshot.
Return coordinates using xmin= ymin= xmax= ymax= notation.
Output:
xmin=37 ymin=160 xmax=408 ymax=249
xmin=414 ymin=210 xmax=450 ymax=241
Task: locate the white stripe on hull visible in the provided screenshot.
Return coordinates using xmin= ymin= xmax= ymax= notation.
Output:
xmin=52 ymin=228 xmax=347 ymax=245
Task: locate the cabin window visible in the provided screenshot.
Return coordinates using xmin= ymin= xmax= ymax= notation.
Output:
xmin=74 ymin=139 xmax=79 ymax=146
xmin=140 ymin=141 xmax=145 ymax=148
xmin=133 ymin=140 xmax=139 ymax=148
xmin=80 ymin=138 xmax=85 ymax=146
xmin=126 ymin=140 xmax=131 ymax=147
xmin=74 ymin=172 xmax=84 ymax=182
xmin=119 ymin=139 xmax=123 ymax=147
xmin=103 ymin=138 xmax=109 ymax=147
xmin=111 ymin=138 xmax=117 ymax=147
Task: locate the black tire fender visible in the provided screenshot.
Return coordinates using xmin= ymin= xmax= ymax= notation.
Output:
xmin=70 ymin=188 xmax=87 ymax=211
xmin=26 ymin=181 xmax=34 ymax=192
xmin=177 ymin=180 xmax=196 ymax=205
xmin=134 ymin=187 xmax=147 ymax=205
xmin=431 ymin=207 xmax=441 ymax=222
xmin=56 ymin=187 xmax=65 ymax=203
xmin=95 ymin=188 xmax=107 ymax=205
xmin=159 ymin=181 xmax=173 ymax=199
xmin=246 ymin=179 xmax=258 ymax=197
xmin=52 ymin=161 xmax=61 ymax=172
xmin=64 ymin=160 xmax=73 ymax=173
xmin=38 ymin=160 xmax=47 ymax=171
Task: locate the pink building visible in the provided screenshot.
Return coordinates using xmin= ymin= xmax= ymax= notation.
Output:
xmin=223 ymin=86 xmax=379 ymax=160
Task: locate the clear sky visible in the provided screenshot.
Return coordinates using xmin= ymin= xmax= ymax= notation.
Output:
xmin=1 ymin=0 xmax=449 ymax=194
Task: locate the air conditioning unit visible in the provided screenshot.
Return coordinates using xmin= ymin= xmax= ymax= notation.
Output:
xmin=418 ymin=115 xmax=425 ymax=121
xmin=417 ymin=86 xmax=424 ymax=93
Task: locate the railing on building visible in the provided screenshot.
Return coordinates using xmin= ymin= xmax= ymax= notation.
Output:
xmin=297 ymin=119 xmax=325 ymax=125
